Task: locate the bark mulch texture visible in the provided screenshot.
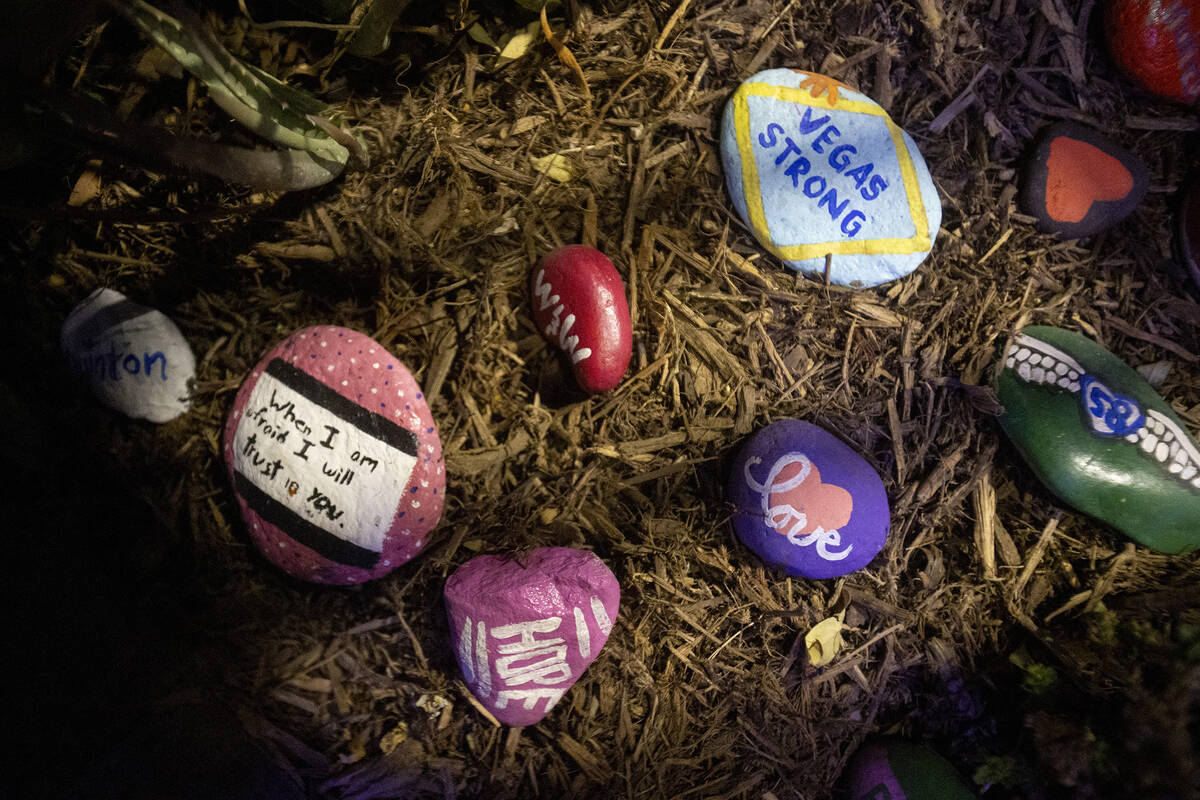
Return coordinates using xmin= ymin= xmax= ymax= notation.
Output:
xmin=2 ymin=0 xmax=1199 ymax=798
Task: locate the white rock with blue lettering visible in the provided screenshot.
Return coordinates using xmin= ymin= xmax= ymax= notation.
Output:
xmin=61 ymin=288 xmax=195 ymax=423
xmin=720 ymin=69 xmax=942 ymax=288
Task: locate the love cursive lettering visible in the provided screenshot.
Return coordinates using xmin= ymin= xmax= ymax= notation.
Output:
xmin=743 ymin=452 xmax=854 ymax=561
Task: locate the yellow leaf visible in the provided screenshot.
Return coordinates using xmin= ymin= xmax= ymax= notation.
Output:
xmin=339 ymin=728 xmax=369 ymax=764
xmin=805 ymin=613 xmax=845 ymax=667
xmin=497 ymin=21 xmax=541 ymax=63
xmin=68 ymin=160 xmax=103 ymax=208
xmin=379 ymin=721 xmax=408 ymax=755
xmin=530 ymin=153 xmax=573 ymax=182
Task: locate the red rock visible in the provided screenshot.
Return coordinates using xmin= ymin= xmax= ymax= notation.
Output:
xmin=530 ymin=246 xmax=632 ymax=393
xmin=1105 ymin=0 xmax=1200 ymax=105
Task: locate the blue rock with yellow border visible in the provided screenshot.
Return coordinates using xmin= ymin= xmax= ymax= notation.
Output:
xmin=720 ymin=69 xmax=942 ymax=288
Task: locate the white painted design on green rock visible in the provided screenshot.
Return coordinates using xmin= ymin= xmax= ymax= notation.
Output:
xmin=1005 ymin=334 xmax=1200 ymax=491
xmin=1005 ymin=333 xmax=1082 ymax=391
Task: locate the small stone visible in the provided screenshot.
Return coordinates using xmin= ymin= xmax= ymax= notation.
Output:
xmin=223 ymin=325 xmax=444 ymax=584
xmin=1175 ymin=178 xmax=1200 ymax=290
xmin=1105 ymin=0 xmax=1200 ymax=105
xmin=60 ymin=288 xmax=195 ymax=423
xmin=845 ymin=740 xmax=977 ymax=800
xmin=1019 ymin=121 xmax=1148 ymax=239
xmin=531 ymin=245 xmax=632 ymax=393
xmin=719 ymin=68 xmax=941 ymax=288
xmin=727 ymin=419 xmax=890 ymax=579
xmin=996 ymin=326 xmax=1200 ymax=554
xmin=444 ymin=547 xmax=620 ymax=727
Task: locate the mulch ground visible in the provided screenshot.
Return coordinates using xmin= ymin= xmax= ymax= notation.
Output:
xmin=2 ymin=0 xmax=1199 ymax=798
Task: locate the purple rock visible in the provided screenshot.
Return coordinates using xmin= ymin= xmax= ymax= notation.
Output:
xmin=728 ymin=419 xmax=890 ymax=579
xmin=444 ymin=547 xmax=620 ymax=727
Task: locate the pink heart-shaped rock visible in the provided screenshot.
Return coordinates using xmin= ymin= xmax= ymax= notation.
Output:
xmin=444 ymin=548 xmax=620 ymax=726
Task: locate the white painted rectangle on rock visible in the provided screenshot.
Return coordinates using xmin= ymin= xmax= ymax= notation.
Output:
xmin=232 ymin=359 xmax=418 ymax=566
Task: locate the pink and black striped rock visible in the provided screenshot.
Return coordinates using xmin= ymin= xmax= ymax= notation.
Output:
xmin=444 ymin=547 xmax=620 ymax=726
xmin=223 ymin=326 xmax=444 ymax=584
xmin=531 ymin=245 xmax=633 ymax=393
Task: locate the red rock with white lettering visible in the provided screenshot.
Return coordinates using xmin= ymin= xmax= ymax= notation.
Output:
xmin=223 ymin=326 xmax=444 ymax=584
xmin=530 ymin=245 xmax=633 ymax=393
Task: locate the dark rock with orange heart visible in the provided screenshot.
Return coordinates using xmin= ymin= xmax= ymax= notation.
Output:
xmin=727 ymin=419 xmax=890 ymax=579
xmin=1019 ymin=121 xmax=1148 ymax=239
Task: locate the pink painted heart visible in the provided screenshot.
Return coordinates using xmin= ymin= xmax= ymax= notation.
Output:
xmin=766 ymin=456 xmax=854 ymax=538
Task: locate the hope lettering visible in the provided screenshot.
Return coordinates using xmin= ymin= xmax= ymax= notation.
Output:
xmin=756 ymin=106 xmax=891 ymax=238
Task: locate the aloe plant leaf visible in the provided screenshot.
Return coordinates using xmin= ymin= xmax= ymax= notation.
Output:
xmin=31 ymin=88 xmax=343 ymax=191
xmin=114 ymin=0 xmax=350 ymax=167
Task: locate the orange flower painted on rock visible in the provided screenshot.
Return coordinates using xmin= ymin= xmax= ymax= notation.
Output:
xmin=791 ymin=71 xmax=853 ymax=106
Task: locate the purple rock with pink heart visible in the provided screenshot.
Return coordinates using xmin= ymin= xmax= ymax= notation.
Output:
xmin=444 ymin=547 xmax=620 ymax=727
xmin=223 ymin=325 xmax=445 ymax=585
xmin=728 ymin=419 xmax=890 ymax=578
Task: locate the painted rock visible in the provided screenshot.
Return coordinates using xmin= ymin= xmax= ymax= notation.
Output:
xmin=1105 ymin=0 xmax=1200 ymax=105
xmin=444 ymin=547 xmax=620 ymax=726
xmin=996 ymin=326 xmax=1200 ymax=554
xmin=845 ymin=740 xmax=977 ymax=800
xmin=719 ymin=68 xmax=941 ymax=288
xmin=60 ymin=288 xmax=195 ymax=423
xmin=531 ymin=245 xmax=632 ymax=393
xmin=1019 ymin=122 xmax=1148 ymax=239
xmin=1175 ymin=179 xmax=1200 ymax=289
xmin=223 ymin=325 xmax=444 ymax=584
xmin=728 ymin=419 xmax=890 ymax=579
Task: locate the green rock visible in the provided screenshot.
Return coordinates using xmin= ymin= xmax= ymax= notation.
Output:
xmin=846 ymin=740 xmax=977 ymax=800
xmin=996 ymin=326 xmax=1200 ymax=554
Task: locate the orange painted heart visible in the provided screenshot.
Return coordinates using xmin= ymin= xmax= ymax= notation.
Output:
xmin=765 ymin=457 xmax=854 ymax=538
xmin=1044 ymin=137 xmax=1134 ymax=224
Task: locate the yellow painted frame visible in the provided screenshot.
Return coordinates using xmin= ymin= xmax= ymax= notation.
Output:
xmin=732 ymin=82 xmax=931 ymax=261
